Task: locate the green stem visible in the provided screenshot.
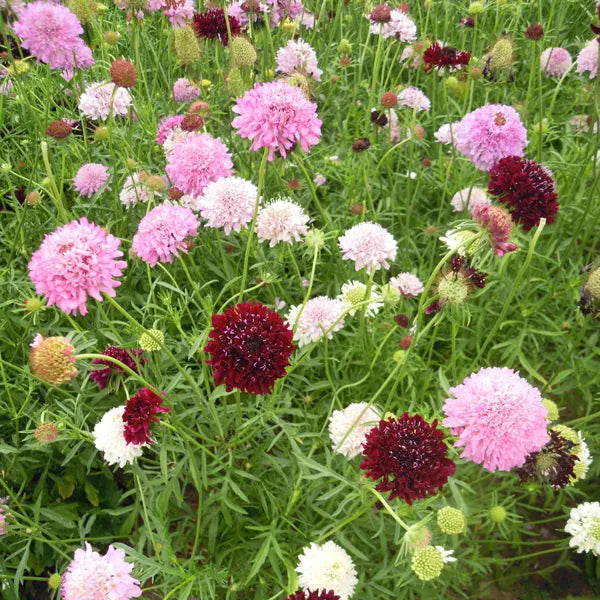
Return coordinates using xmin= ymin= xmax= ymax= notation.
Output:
xmin=40 ymin=141 xmax=69 ymax=222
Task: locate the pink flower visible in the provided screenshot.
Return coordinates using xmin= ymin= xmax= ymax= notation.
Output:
xmin=131 ymin=202 xmax=199 ymax=266
xmin=173 ymin=78 xmax=199 ymax=102
xmin=166 ymin=133 xmax=233 ymax=196
xmin=576 ymin=40 xmax=599 ymax=79
xmin=454 ymin=104 xmax=528 ymax=171
xmin=472 ymin=204 xmax=517 ymax=256
xmin=156 ymin=114 xmax=185 ymax=144
xmin=119 ymin=172 xmax=151 ymax=208
xmin=232 ymin=80 xmax=322 ymax=161
xmin=264 ymin=0 xmax=304 ymax=26
xmin=338 ymin=222 xmax=397 ymax=273
xmin=195 ymin=176 xmax=257 ymax=234
xmin=0 ymin=500 xmax=7 ymax=536
xmin=450 ymin=186 xmax=490 ymax=212
xmin=313 ymin=173 xmax=326 ymax=186
xmin=28 ymin=218 xmax=126 ymax=316
xmin=388 ymin=272 xmax=424 ymax=298
xmin=256 ymin=198 xmax=310 ymax=246
xmin=370 ymin=8 xmax=417 ymax=41
xmin=276 ymin=38 xmax=322 ymax=80
xmin=12 ymin=1 xmax=94 ymax=80
xmin=78 ymin=81 xmax=132 ymax=121
xmin=163 ymin=0 xmax=193 ymax=27
xmin=540 ymin=47 xmax=572 ymax=78
xmin=397 ymin=86 xmax=430 ymax=112
xmin=434 ymin=122 xmax=458 ymax=145
xmin=286 ymin=296 xmax=346 ymax=346
xmin=61 ymin=542 xmax=142 ymax=600
xmin=73 ymin=163 xmax=109 ymax=198
xmin=443 ymin=367 xmax=549 ymax=472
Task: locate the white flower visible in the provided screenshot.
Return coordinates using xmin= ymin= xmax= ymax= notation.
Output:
xmin=163 ymin=127 xmax=193 ymax=155
xmin=565 ymin=502 xmax=600 ymax=555
xmin=439 ymin=229 xmax=479 ymax=256
xmin=119 ymin=172 xmax=151 ymax=208
xmin=573 ymin=433 xmax=592 ymax=481
xmin=296 ymin=541 xmax=358 ymax=600
xmin=256 ymin=198 xmax=310 ymax=247
xmin=30 ymin=333 xmax=43 ymax=348
xmin=338 ymin=222 xmax=397 ymax=273
xmin=286 ymin=296 xmax=346 ymax=347
xmin=436 ymin=546 xmax=456 ymax=563
xmin=329 ymin=402 xmax=380 ymax=458
xmin=337 ymin=280 xmax=383 ymax=317
xmin=93 ymin=406 xmax=145 ymax=468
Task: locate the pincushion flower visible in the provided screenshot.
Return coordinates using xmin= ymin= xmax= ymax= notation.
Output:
xmin=286 ymin=296 xmax=346 ymax=347
xmin=232 ymin=80 xmax=322 ymax=161
xmin=576 ymin=40 xmax=599 ymax=79
xmin=90 ymin=346 xmax=146 ymax=389
xmin=73 ymin=163 xmax=109 ymax=198
xmin=370 ymin=9 xmax=417 ymax=42
xmin=388 ymin=272 xmax=424 ymax=298
xmin=29 ymin=335 xmax=78 ymax=385
xmin=442 ymin=367 xmax=549 ymax=471
xmin=296 ymin=541 xmax=357 ymax=600
xmin=204 ymin=301 xmax=294 ymax=394
xmin=256 ymin=198 xmax=309 ymax=246
xmin=78 ymin=81 xmax=132 ymax=121
xmin=337 ymin=281 xmax=383 ymax=317
xmin=61 ymin=542 xmax=141 ymax=600
xmin=163 ymin=0 xmax=194 ymax=28
xmin=166 ymin=133 xmax=233 ymax=196
xmin=397 ymin=86 xmax=430 ymax=112
xmin=423 ymin=42 xmax=470 ymax=72
xmin=122 ymin=388 xmax=170 ymax=444
xmin=434 ymin=122 xmax=458 ymax=145
xmin=411 ymin=546 xmax=455 ymax=581
xmin=472 ymin=204 xmax=517 ymax=256
xmin=28 ymin=218 xmax=127 ymax=316
xmin=329 ymin=402 xmax=380 ymax=459
xmin=131 ymin=202 xmax=199 ymax=266
xmin=565 ymin=502 xmax=600 ymax=555
xmin=119 ymin=172 xmax=153 ymax=208
xmin=454 ymin=104 xmax=528 ymax=171
xmin=276 ymin=38 xmax=322 ymax=81
xmin=338 ymin=222 xmax=397 ymax=273
xmin=450 ymin=187 xmax=490 ymax=212
xmin=192 ymin=7 xmax=240 ymax=45
xmin=156 ymin=114 xmax=185 ymax=145
xmin=540 ymin=47 xmax=572 ymax=78
xmin=0 ymin=501 xmax=6 ymax=536
xmin=93 ymin=406 xmax=145 ymax=467
xmin=173 ymin=77 xmax=199 ymax=102
xmin=360 ymin=413 xmax=456 ymax=504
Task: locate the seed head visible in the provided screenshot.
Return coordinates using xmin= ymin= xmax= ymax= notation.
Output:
xmin=110 ymin=58 xmax=137 ymax=88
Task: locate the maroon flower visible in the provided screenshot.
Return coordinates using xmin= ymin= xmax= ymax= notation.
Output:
xmin=360 ymin=413 xmax=455 ymax=504
xmin=90 ymin=346 xmax=146 ymax=389
xmin=525 ymin=24 xmax=544 ymax=40
xmin=122 ymin=387 xmax=170 ymax=445
xmin=284 ymin=591 xmax=340 ymax=600
xmin=488 ymin=156 xmax=559 ymax=231
xmin=423 ymin=42 xmax=470 ymax=72
xmin=192 ymin=8 xmax=241 ymax=46
xmin=204 ymin=301 xmax=294 ymax=395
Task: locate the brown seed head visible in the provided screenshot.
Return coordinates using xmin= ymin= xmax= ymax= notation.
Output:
xmin=110 ymin=58 xmax=137 ymax=88
xmin=370 ymin=3 xmax=391 ymax=23
xmin=46 ymin=120 xmax=72 ymax=140
xmin=181 ymin=113 xmax=204 ymax=131
xmin=381 ymin=91 xmax=398 ymax=108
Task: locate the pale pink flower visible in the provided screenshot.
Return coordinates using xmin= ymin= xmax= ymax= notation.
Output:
xmin=540 ymin=47 xmax=572 ymax=78
xmin=313 ymin=173 xmax=326 ymax=186
xmin=450 ymin=186 xmax=490 ymax=212
xmin=388 ymin=272 xmax=423 ymax=298
xmin=73 ymin=163 xmax=109 ymax=198
xmin=264 ymin=0 xmax=303 ymax=26
xmin=156 ymin=114 xmax=185 ymax=144
xmin=397 ymin=86 xmax=430 ymax=112
xmin=434 ymin=122 xmax=458 ymax=145
xmin=286 ymin=296 xmax=346 ymax=346
xmin=163 ymin=0 xmax=193 ymax=27
xmin=119 ymin=173 xmax=151 ymax=208
xmin=256 ymin=198 xmax=309 ymax=246
xmin=400 ymin=44 xmax=422 ymax=69
xmin=576 ymin=40 xmax=599 ymax=79
xmin=173 ymin=78 xmax=199 ymax=102
xmin=162 ymin=127 xmax=193 ymax=155
xmin=78 ymin=81 xmax=132 ymax=121
xmin=370 ymin=9 xmax=417 ymax=42
xmin=338 ymin=222 xmax=397 ymax=273
xmin=329 ymin=402 xmax=381 ymax=459
xmin=0 ymin=500 xmax=6 ymax=536
xmin=295 ymin=10 xmax=315 ymax=29
xmin=276 ymin=38 xmax=322 ymax=80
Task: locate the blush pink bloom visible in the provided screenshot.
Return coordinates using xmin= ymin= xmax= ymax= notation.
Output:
xmin=540 ymin=47 xmax=572 ymax=78
xmin=388 ymin=272 xmax=424 ymax=298
xmin=338 ymin=222 xmax=397 ymax=273
xmin=156 ymin=114 xmax=185 ymax=144
xmin=28 ymin=218 xmax=127 ymax=315
xmin=256 ymin=198 xmax=310 ymax=246
xmin=276 ymin=38 xmax=322 ymax=80
xmin=131 ymin=202 xmax=199 ymax=266
xmin=397 ymin=86 xmax=430 ymax=112
xmin=61 ymin=542 xmax=142 ymax=600
xmin=12 ymin=1 xmax=94 ymax=80
xmin=472 ymin=204 xmax=517 ymax=256
xmin=173 ymin=78 xmax=199 ymax=102
xmin=73 ymin=163 xmax=110 ymax=198
xmin=163 ymin=0 xmax=193 ymax=27
xmin=450 ymin=186 xmax=491 ymax=212
xmin=454 ymin=104 xmax=528 ymax=171
xmin=370 ymin=9 xmax=417 ymax=41
xmin=0 ymin=500 xmax=6 ymax=536
xmin=232 ymin=80 xmax=322 ymax=161
xmin=78 ymin=81 xmax=132 ymax=121
xmin=264 ymin=0 xmax=303 ymax=26
xmin=166 ymin=133 xmax=233 ymax=196
xmin=434 ymin=122 xmax=458 ymax=145
xmin=576 ymin=40 xmax=599 ymax=79
xmin=443 ymin=367 xmax=549 ymax=472
xmin=286 ymin=296 xmax=346 ymax=347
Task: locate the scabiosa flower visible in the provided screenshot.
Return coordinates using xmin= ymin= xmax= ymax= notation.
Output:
xmin=34 ymin=423 xmax=59 ymax=444
xmin=192 ymin=7 xmax=240 ymax=46
xmin=29 ymin=335 xmax=78 ymax=385
xmin=443 ymin=367 xmax=549 ymax=472
xmin=472 ymin=204 xmax=517 ymax=256
xmin=163 ymin=0 xmax=194 ymax=28
xmin=204 ymin=301 xmax=294 ymax=394
xmin=338 ymin=222 xmax=397 ymax=273
xmin=450 ymin=187 xmax=491 ymax=212
xmin=286 ymin=296 xmax=346 ymax=347
xmin=110 ymin=58 xmax=136 ymax=88
xmin=454 ymin=104 xmax=528 ymax=171
xmin=78 ymin=81 xmax=132 ymax=121
xmin=90 ymin=346 xmax=145 ymax=389
xmin=73 ymin=163 xmax=109 ymax=198
xmin=437 ymin=506 xmax=465 ymax=534
xmin=232 ymin=80 xmax=322 ymax=161
xmin=256 ymin=198 xmax=310 ymax=246
xmin=173 ymin=77 xmax=199 ymax=102
xmin=411 ymin=546 xmax=455 ymax=581
xmin=337 ymin=280 xmax=383 ymax=317
xmin=540 ymin=47 xmax=572 ymax=78
xmin=434 ymin=122 xmax=458 ymax=145
xmin=370 ymin=8 xmax=417 ymax=42
xmin=46 ymin=119 xmax=73 ymax=140
xmin=93 ymin=406 xmax=145 ymax=467
xmin=61 ymin=542 xmax=142 ymax=600
xmin=28 ymin=218 xmax=127 ymax=316
xmin=119 ymin=172 xmax=152 ymax=207
xmin=12 ymin=1 xmax=94 ymax=80
xmin=122 ymin=388 xmax=170 ymax=445
xmin=329 ymin=402 xmax=380 ymax=459
xmin=131 ymin=202 xmax=199 ymax=267
xmin=488 ymin=156 xmax=559 ymax=231
xmin=296 ymin=541 xmax=357 ymax=600
xmin=423 ymin=42 xmax=470 ymax=72
xmin=360 ymin=413 xmax=456 ymax=504
xmin=369 ymin=3 xmax=391 ymax=23
xmin=285 ymin=591 xmax=340 ymax=600
xmin=397 ymin=86 xmax=430 ymax=112
xmin=139 ymin=329 xmax=164 ymax=352
xmin=565 ymin=502 xmax=600 ymax=556
xmin=276 ymin=38 xmax=322 ymax=81
xmin=156 ymin=114 xmax=185 ymax=145
xmin=576 ymin=40 xmax=599 ymax=79
xmin=165 ymin=133 xmax=233 ymax=196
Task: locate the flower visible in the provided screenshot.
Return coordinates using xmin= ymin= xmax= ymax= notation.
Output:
xmin=434 ymin=122 xmax=458 ymax=145
xmin=276 ymin=38 xmax=322 ymax=81
xmin=423 ymin=42 xmax=470 ymax=72
xmin=61 ymin=542 xmax=142 ymax=600
xmin=122 ymin=388 xmax=170 ymax=445
xmin=204 ymin=301 xmax=294 ymax=394
xmin=540 ymin=47 xmax=572 ymax=78
xmin=286 ymin=297 xmax=346 ymax=347
xmin=437 ymin=507 xmax=465 ymax=534
xmin=0 ymin=500 xmax=6 ymax=536
xmin=576 ymin=40 xmax=599 ymax=79
xmin=192 ymin=7 xmax=240 ymax=46
xmin=573 ymin=432 xmax=592 ymax=482
xmin=156 ymin=114 xmax=185 ymax=145
xmin=370 ymin=8 xmax=417 ymax=41
xmin=78 ymin=81 xmax=132 ymax=121
xmin=34 ymin=423 xmax=59 ymax=444
xmin=411 ymin=546 xmax=455 ymax=581
xmin=173 ymin=77 xmax=199 ymax=102
xmin=110 ymin=58 xmax=136 ymax=88
xmin=313 ymin=173 xmax=326 ymax=186
xmin=232 ymin=80 xmax=322 ymax=161
xmin=328 ymin=402 xmax=380 ymax=459
xmin=442 ymin=367 xmax=549 ymax=471
xmin=565 ymin=502 xmax=600 ymax=556
xmin=338 ymin=222 xmax=397 ymax=273
xmin=46 ymin=119 xmax=72 ymax=140
xmin=90 ymin=346 xmax=145 ymax=389
xmin=487 ymin=156 xmax=559 ymax=231
xmin=28 ymin=218 xmax=127 ymax=316
xmin=119 ymin=172 xmax=152 ymax=207
xmin=139 ymin=329 xmax=164 ymax=351
xmin=163 ymin=0 xmax=194 ymax=28
xmin=525 ymin=23 xmax=544 ymax=40
xmin=256 ymin=198 xmax=310 ymax=246
xmin=296 ymin=541 xmax=357 ymax=600
xmin=73 ymin=163 xmax=109 ymax=198
xmin=369 ymin=3 xmax=391 ymax=23
xmin=13 ymin=1 xmax=94 ymax=80
xmin=472 ymin=204 xmax=517 ymax=256
xmin=397 ymin=86 xmax=430 ymax=112
xmin=360 ymin=413 xmax=456 ymax=504
xmin=284 ymin=591 xmax=340 ymax=600
xmin=454 ymin=104 xmax=528 ymax=171
xmin=93 ymin=406 xmax=145 ymax=467
xmin=264 ymin=0 xmax=304 ymax=26
xmin=29 ymin=335 xmax=77 ymax=385
xmin=450 ymin=187 xmax=490 ymax=212
xmin=131 ymin=202 xmax=199 ymax=266
xmin=337 ymin=280 xmax=383 ymax=317
xmin=165 ymin=133 xmax=233 ymax=196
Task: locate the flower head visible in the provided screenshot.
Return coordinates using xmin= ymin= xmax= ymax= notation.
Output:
xmin=29 ymin=335 xmax=77 ymax=385
xmin=256 ymin=198 xmax=309 ymax=246
xmin=35 ymin=423 xmax=59 ymax=444
xmin=173 ymin=77 xmax=199 ymax=102
xmin=540 ymin=47 xmax=572 ymax=78
xmin=139 ymin=329 xmax=165 ymax=352
xmin=397 ymin=86 xmax=430 ymax=112
xmin=370 ymin=8 xmax=417 ymax=41
xmin=122 ymin=388 xmax=170 ymax=445
xmin=286 ymin=296 xmax=346 ymax=347
xmin=110 ymin=58 xmax=136 ymax=88
xmin=423 ymin=42 xmax=470 ymax=72
xmin=434 ymin=122 xmax=458 ymax=145
xmin=78 ymin=81 xmax=132 ymax=121
xmin=119 ymin=172 xmax=153 ymax=207
xmin=450 ymin=186 xmax=490 ymax=213
xmin=338 ymin=222 xmax=397 ymax=273
xmin=73 ymin=163 xmax=109 ymax=198
xmin=93 ymin=406 xmax=145 ymax=467
xmin=276 ymin=38 xmax=322 ymax=81
xmin=337 ymin=280 xmax=383 ymax=317
xmin=472 ymin=204 xmax=517 ymax=256
xmin=576 ymin=40 xmax=599 ymax=79
xmin=192 ymin=7 xmax=240 ymax=45
xmin=156 ymin=114 xmax=186 ymax=145
xmin=565 ymin=502 xmax=600 ymax=556
xmin=411 ymin=546 xmax=455 ymax=581
xmin=388 ymin=272 xmax=424 ymax=298
xmin=46 ymin=119 xmax=72 ymax=140
xmin=437 ymin=507 xmax=465 ymax=534
xmin=329 ymin=402 xmax=380 ymax=459
xmin=163 ymin=0 xmax=194 ymax=28
xmin=90 ymin=346 xmax=145 ymax=389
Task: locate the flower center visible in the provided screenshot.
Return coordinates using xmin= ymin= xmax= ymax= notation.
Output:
xmin=591 ymin=518 xmax=600 ymax=542
xmin=494 ymin=112 xmax=506 ymax=126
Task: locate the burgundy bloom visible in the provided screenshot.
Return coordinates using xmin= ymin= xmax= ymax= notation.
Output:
xmin=425 ymin=300 xmax=444 ymax=315
xmin=284 ymin=591 xmax=340 ymax=600
xmin=122 ymin=387 xmax=170 ymax=445
xmin=488 ymin=156 xmax=559 ymax=231
xmin=371 ymin=109 xmax=388 ymax=127
xmin=204 ymin=301 xmax=294 ymax=395
xmin=525 ymin=24 xmax=544 ymax=40
xmin=192 ymin=8 xmax=241 ymax=46
xmin=90 ymin=346 xmax=146 ymax=389
xmin=423 ymin=42 xmax=470 ymax=72
xmin=360 ymin=413 xmax=456 ymax=504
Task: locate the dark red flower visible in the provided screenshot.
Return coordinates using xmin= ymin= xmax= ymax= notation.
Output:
xmin=360 ymin=413 xmax=455 ymax=504
xmin=352 ymin=137 xmax=370 ymax=152
xmin=122 ymin=388 xmax=170 ymax=445
xmin=460 ymin=16 xmax=474 ymax=27
xmin=192 ymin=8 xmax=241 ymax=46
xmin=525 ymin=24 xmax=544 ymax=40
xmin=488 ymin=156 xmax=559 ymax=231
xmin=90 ymin=346 xmax=146 ymax=389
xmin=284 ymin=591 xmax=340 ymax=600
xmin=423 ymin=42 xmax=470 ymax=72
xmin=371 ymin=109 xmax=388 ymax=127
xmin=204 ymin=301 xmax=294 ymax=395
xmin=425 ymin=300 xmax=443 ymax=315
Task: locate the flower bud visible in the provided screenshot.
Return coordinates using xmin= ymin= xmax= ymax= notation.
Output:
xmin=26 ymin=191 xmax=42 ymax=206
xmin=411 ymin=546 xmax=443 ymax=581
xmin=489 ymin=505 xmax=507 ymax=523
xmin=46 ymin=120 xmax=72 ymax=140
xmin=437 ymin=507 xmax=465 ymax=534
xmin=94 ymin=126 xmax=109 ymax=141
xmin=47 ymin=573 xmax=62 ymax=590
xmin=103 ymin=30 xmax=120 ymax=45
xmin=338 ymin=38 xmax=352 ymax=54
